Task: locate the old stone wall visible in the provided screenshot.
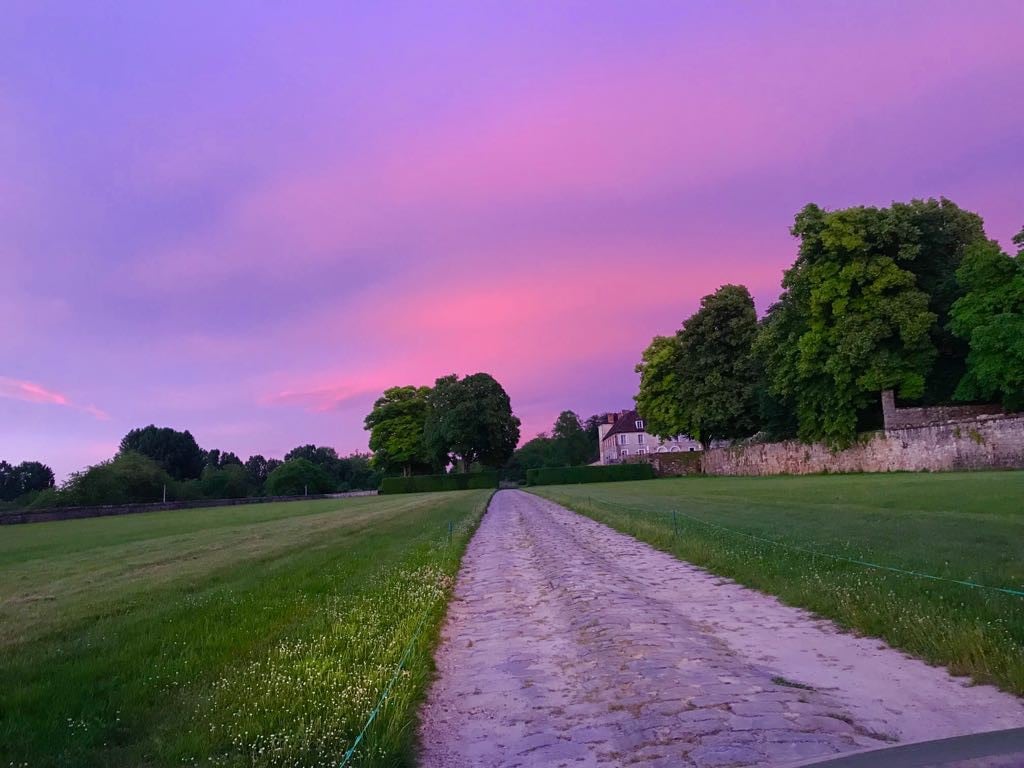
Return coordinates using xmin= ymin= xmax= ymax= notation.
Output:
xmin=881 ymin=389 xmax=1003 ymax=430
xmin=646 ymin=451 xmax=704 ymax=476
xmin=701 ymin=414 xmax=1024 ymax=476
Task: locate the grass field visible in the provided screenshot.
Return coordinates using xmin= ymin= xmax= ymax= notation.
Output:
xmin=530 ymin=472 xmax=1024 ymax=696
xmin=0 ymin=491 xmax=491 ymax=768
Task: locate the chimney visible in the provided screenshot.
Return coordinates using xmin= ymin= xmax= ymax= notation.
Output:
xmin=607 ymin=412 xmax=617 ymax=424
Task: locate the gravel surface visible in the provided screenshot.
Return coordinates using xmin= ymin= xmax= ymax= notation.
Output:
xmin=417 ymin=490 xmax=1024 ymax=767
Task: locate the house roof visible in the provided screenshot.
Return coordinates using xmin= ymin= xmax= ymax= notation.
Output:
xmin=603 ymin=410 xmax=646 ymax=441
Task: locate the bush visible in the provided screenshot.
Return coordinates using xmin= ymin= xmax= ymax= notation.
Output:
xmin=61 ymin=452 xmax=174 ymax=506
xmin=379 ymin=472 xmax=498 ymax=494
xmin=265 ymin=458 xmax=333 ymax=496
xmin=200 ymin=464 xmax=251 ymax=499
xmin=526 ymin=463 xmax=655 ymax=486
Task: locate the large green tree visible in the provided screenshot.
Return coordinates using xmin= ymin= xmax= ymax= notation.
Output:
xmin=363 ymin=386 xmax=434 ymax=476
xmin=949 ymin=228 xmax=1024 ymax=410
xmin=550 ymin=410 xmax=592 ymax=466
xmin=761 ymin=203 xmax=958 ymax=446
xmin=634 ymin=335 xmax=687 ymax=440
xmin=424 ymin=373 xmax=521 ymax=472
xmin=637 ymin=285 xmax=759 ymax=446
xmin=119 ymin=425 xmax=205 ymax=480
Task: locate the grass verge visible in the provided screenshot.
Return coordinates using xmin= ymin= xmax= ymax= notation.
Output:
xmin=529 ymin=472 xmax=1024 ymax=696
xmin=0 ymin=491 xmax=491 ymax=767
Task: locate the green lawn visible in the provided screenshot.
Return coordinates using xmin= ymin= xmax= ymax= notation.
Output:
xmin=530 ymin=472 xmax=1024 ymax=695
xmin=0 ymin=491 xmax=492 ymax=768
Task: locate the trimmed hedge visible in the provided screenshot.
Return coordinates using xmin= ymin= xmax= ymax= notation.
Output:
xmin=379 ymin=471 xmax=499 ymax=494
xmin=526 ymin=463 xmax=655 ymax=486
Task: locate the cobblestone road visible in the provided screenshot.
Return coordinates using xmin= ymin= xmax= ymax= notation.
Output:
xmin=417 ymin=490 xmax=1024 ymax=767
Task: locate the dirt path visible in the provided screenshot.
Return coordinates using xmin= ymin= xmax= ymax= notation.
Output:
xmin=417 ymin=490 xmax=1024 ymax=767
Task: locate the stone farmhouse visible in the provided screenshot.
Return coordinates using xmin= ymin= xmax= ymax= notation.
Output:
xmin=597 ymin=410 xmax=702 ymax=465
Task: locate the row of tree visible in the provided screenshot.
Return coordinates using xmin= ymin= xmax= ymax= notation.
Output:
xmin=3 ymin=426 xmax=381 ymax=510
xmin=364 ymin=373 xmax=521 ymax=475
xmin=0 ymin=461 xmax=55 ymax=502
xmin=502 ymin=411 xmax=608 ymax=482
xmin=637 ymin=199 xmax=1024 ymax=447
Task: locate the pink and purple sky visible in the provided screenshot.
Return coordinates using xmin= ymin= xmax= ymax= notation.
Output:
xmin=2 ymin=1 xmax=1022 ymax=480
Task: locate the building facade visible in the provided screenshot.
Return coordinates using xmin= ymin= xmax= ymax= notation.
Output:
xmin=597 ymin=410 xmax=702 ymax=465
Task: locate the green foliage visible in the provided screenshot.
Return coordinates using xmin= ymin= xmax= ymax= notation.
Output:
xmin=549 ymin=411 xmax=593 ymax=466
xmin=0 ymin=460 xmax=55 ymax=502
xmin=379 ymin=471 xmax=498 ymax=494
xmin=243 ymin=454 xmax=271 ymax=489
xmin=119 ymin=425 xmax=205 ymax=480
xmin=582 ymin=413 xmax=611 ymax=463
xmin=761 ymin=202 xmax=954 ymax=446
xmin=279 ymin=445 xmax=380 ymax=491
xmin=503 ymin=434 xmax=557 ymax=484
xmin=526 ymin=463 xmax=654 ymax=486
xmin=61 ymin=452 xmax=173 ymax=506
xmin=364 ymin=386 xmax=435 ymax=476
xmin=635 ymin=335 xmax=687 ymax=441
xmin=637 ymin=285 xmax=759 ymax=445
xmin=265 ymin=458 xmax=333 ymax=496
xmin=424 ymin=373 xmax=521 ymax=471
xmin=504 ymin=411 xmax=599 ymax=483
xmin=949 ymin=231 xmax=1024 ymax=410
xmin=199 ymin=464 xmax=250 ymax=499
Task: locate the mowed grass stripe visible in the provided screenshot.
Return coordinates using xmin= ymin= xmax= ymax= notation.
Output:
xmin=529 ymin=472 xmax=1024 ymax=696
xmin=1 ymin=495 xmax=435 ymax=647
xmin=0 ymin=490 xmax=491 ymax=767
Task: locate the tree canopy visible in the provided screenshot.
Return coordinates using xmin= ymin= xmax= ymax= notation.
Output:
xmin=637 ymin=285 xmax=759 ymax=446
xmin=424 ymin=373 xmax=521 ymax=472
xmin=265 ymin=458 xmax=333 ymax=496
xmin=0 ymin=460 xmax=55 ymax=502
xmin=364 ymin=386 xmax=434 ymax=476
xmin=550 ymin=411 xmax=592 ymax=466
xmin=761 ymin=203 xmax=944 ymax=445
xmin=119 ymin=425 xmax=205 ymax=480
xmin=949 ymin=228 xmax=1024 ymax=410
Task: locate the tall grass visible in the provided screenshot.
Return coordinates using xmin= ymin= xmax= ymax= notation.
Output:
xmin=1 ymin=491 xmax=490 ymax=767
xmin=530 ymin=473 xmax=1024 ymax=696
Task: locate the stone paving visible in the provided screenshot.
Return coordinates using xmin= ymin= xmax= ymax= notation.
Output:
xmin=417 ymin=490 xmax=1024 ymax=768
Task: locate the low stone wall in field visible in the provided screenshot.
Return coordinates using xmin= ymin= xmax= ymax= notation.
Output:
xmin=702 ymin=413 xmax=1024 ymax=476
xmin=0 ymin=490 xmax=378 ymax=526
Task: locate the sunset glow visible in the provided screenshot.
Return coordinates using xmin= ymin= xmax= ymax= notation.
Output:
xmin=2 ymin=1 xmax=1022 ymax=479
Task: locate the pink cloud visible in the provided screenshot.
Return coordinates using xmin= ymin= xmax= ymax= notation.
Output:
xmin=0 ymin=376 xmax=109 ymax=420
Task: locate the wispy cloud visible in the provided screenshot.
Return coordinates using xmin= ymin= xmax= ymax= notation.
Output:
xmin=0 ymin=376 xmax=109 ymax=420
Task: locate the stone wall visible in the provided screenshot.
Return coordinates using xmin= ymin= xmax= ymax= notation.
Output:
xmin=646 ymin=451 xmax=704 ymax=476
xmin=701 ymin=414 xmax=1024 ymax=476
xmin=881 ymin=389 xmax=1003 ymax=430
xmin=0 ymin=490 xmax=378 ymax=526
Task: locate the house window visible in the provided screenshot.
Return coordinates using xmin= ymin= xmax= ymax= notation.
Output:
xmin=635 ymin=419 xmax=644 ymax=430
xmin=617 ymin=434 xmax=628 ymax=445
xmin=620 ymin=449 xmax=629 ymax=456
xmin=637 ymin=448 xmax=647 ymax=455
xmin=637 ymin=433 xmax=645 ymax=444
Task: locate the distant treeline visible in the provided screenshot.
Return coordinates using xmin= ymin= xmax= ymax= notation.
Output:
xmin=0 ymin=426 xmax=381 ymax=512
